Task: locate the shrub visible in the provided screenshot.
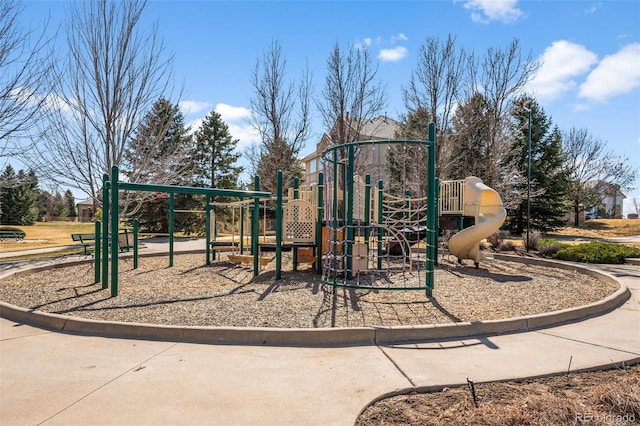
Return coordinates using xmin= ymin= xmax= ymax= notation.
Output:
xmin=487 ymin=230 xmax=510 ymax=248
xmin=555 ymin=242 xmax=640 ymax=264
xmin=498 ymin=240 xmax=515 ymax=251
xmin=522 ymin=231 xmax=542 ymax=251
xmin=536 ymin=239 xmax=570 ymax=258
xmin=0 ymin=226 xmax=26 ymax=239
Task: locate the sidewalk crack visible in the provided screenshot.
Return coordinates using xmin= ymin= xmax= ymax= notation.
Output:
xmin=37 ymin=342 xmax=178 ymax=425
xmin=536 ymin=331 xmax=640 ymax=357
xmin=377 ymin=345 xmax=416 ymax=387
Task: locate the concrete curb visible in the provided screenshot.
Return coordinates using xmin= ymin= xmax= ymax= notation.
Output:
xmin=0 ymin=254 xmax=631 ymax=347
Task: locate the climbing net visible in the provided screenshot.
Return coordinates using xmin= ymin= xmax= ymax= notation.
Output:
xmin=320 ymin=138 xmax=438 ymax=294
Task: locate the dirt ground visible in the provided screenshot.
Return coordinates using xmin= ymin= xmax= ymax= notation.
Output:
xmin=356 ymin=364 xmax=640 ymax=425
xmin=0 ymin=253 xmax=618 ymax=328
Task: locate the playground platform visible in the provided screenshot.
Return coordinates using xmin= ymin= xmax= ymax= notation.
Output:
xmin=1 ymin=241 xmax=639 ymax=425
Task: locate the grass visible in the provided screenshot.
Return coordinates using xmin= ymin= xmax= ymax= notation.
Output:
xmin=0 ymin=221 xmax=95 ymax=253
xmin=549 ymin=218 xmax=640 ymax=239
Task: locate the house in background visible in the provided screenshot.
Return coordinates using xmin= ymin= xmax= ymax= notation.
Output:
xmin=585 ymin=181 xmax=626 ymax=219
xmin=301 ymin=115 xmax=401 ymax=187
xmin=76 ymin=199 xmax=95 ymax=222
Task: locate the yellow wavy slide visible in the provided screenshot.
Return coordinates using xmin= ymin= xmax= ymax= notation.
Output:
xmin=448 ymin=177 xmax=507 ymax=266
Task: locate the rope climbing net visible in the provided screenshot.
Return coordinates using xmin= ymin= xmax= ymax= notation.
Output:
xmin=320 ymin=134 xmax=438 ymax=295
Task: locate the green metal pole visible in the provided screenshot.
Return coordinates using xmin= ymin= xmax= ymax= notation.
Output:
xmin=346 ymin=145 xmax=355 ymax=279
xmin=275 ymin=170 xmax=283 ymax=280
xmin=292 ymin=177 xmax=299 ymax=271
xmin=101 ymin=174 xmax=109 ymax=290
xmin=94 ymin=220 xmax=101 ymax=283
xmin=377 ymin=180 xmax=384 ymax=271
xmin=133 ymin=218 xmax=139 ymax=269
xmin=426 ymin=124 xmax=437 ymax=297
xmin=169 ymin=193 xmax=174 ymax=267
xmin=239 ymin=200 xmax=245 ymax=254
xmin=252 ymin=176 xmax=260 ymax=276
xmin=205 ymin=194 xmax=211 ymax=265
xmin=110 ymin=166 xmax=119 ymax=297
xmin=212 ymin=204 xmax=217 ymax=261
xmin=364 ymin=175 xmax=371 ymax=251
xmin=404 ymin=189 xmax=411 ymax=261
xmin=332 ymin=149 xmax=339 ymax=283
xmin=434 ymin=177 xmax=440 ymax=266
xmin=316 ymin=172 xmax=324 ymax=276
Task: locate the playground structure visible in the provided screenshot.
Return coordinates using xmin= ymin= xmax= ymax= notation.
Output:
xmin=94 ymin=123 xmax=506 ymax=298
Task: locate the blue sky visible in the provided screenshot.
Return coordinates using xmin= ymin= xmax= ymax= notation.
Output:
xmin=19 ymin=0 xmax=640 ymax=214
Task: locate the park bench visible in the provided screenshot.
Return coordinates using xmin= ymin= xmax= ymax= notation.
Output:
xmin=0 ymin=230 xmax=25 ymax=241
xmin=71 ymin=233 xmax=96 ymax=255
xmin=71 ymin=230 xmax=132 ymax=255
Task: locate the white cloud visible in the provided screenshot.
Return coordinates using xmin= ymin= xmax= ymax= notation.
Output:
xmin=179 ymin=100 xmax=211 ymax=115
xmin=188 ymin=103 xmax=257 ymax=150
xmin=215 ymin=103 xmax=251 ymax=121
xmin=355 ymin=38 xmax=372 ymax=50
xmin=462 ymin=0 xmax=523 ymax=23
xmin=579 ymin=43 xmax=640 ymax=103
xmin=584 ymin=2 xmax=602 ymax=14
xmin=391 ymin=33 xmax=408 ymax=43
xmin=378 ymin=46 xmax=408 ymax=62
xmin=527 ymin=40 xmax=598 ymax=102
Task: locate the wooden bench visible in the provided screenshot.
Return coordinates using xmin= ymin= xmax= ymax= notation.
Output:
xmin=71 ymin=231 xmax=132 ymax=255
xmin=0 ymin=230 xmax=25 ymax=241
xmin=71 ymin=233 xmax=95 ymax=255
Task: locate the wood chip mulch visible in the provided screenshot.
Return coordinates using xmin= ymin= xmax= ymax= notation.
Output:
xmin=0 ymin=253 xmax=618 ymax=328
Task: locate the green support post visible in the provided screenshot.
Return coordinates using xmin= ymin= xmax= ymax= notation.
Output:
xmin=332 ymin=149 xmax=339 ymax=282
xmin=434 ymin=177 xmax=440 ymax=266
xmin=364 ymin=175 xmax=371 ymax=250
xmin=292 ymin=177 xmax=299 ymax=271
xmin=205 ymin=195 xmax=211 ymax=265
xmin=275 ymin=170 xmax=283 ymax=280
xmin=425 ymin=123 xmax=437 ymax=297
xmin=252 ymin=176 xmax=260 ymax=276
xmin=102 ymin=174 xmax=109 ymax=290
xmin=110 ymin=166 xmax=119 ymax=297
xmin=94 ymin=220 xmax=101 ymax=283
xmin=133 ymin=218 xmax=139 ymax=269
xmin=404 ymin=189 xmax=411 ymax=260
xmin=377 ymin=180 xmax=384 ymax=271
xmin=346 ymin=145 xmax=355 ymax=279
xmin=316 ymin=173 xmax=324 ymax=275
xmin=239 ymin=200 xmax=245 ymax=254
xmin=169 ymin=193 xmax=174 ymax=267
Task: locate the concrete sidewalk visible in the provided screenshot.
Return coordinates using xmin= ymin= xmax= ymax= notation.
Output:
xmin=1 ymin=253 xmax=639 ymax=424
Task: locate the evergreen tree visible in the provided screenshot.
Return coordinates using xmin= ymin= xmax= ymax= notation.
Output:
xmin=64 ymin=190 xmax=76 ymax=218
xmin=193 ymin=110 xmax=243 ymax=190
xmin=124 ymin=98 xmax=194 ymax=232
xmin=53 ymin=192 xmax=68 ymax=219
xmin=0 ymin=166 xmax=39 ymax=225
xmin=505 ymin=97 xmax=569 ymax=234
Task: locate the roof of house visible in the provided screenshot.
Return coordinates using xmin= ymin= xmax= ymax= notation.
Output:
xmin=303 ymin=115 xmax=401 ymax=162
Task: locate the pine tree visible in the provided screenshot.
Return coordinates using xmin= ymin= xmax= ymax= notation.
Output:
xmin=193 ymin=110 xmax=243 ymax=190
xmin=64 ymin=190 xmax=76 ymax=218
xmin=124 ymin=98 xmax=194 ymax=232
xmin=505 ymin=97 xmax=569 ymax=234
xmin=0 ymin=166 xmax=39 ymax=225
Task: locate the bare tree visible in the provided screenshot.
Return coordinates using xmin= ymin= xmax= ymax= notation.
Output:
xmin=248 ymin=40 xmax=311 ymax=193
xmin=27 ymin=0 xmax=179 ymax=212
xmin=317 ymin=42 xmax=387 ymax=145
xmin=563 ymin=127 xmax=637 ymax=225
xmin=0 ymin=0 xmax=56 ymax=158
xmin=402 ymin=34 xmax=466 ymax=178
xmin=468 ymin=38 xmax=538 ymax=189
